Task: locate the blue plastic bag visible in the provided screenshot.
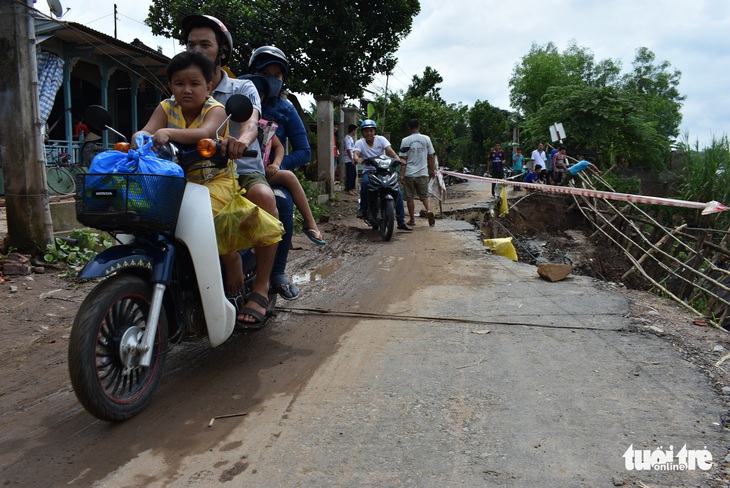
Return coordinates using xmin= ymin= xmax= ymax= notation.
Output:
xmin=88 ymin=134 xmax=184 ymax=177
xmin=84 ymin=134 xmax=184 ymax=217
xmin=88 ymin=149 xmax=128 ymax=174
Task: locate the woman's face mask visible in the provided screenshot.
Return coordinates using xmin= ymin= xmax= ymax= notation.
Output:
xmin=259 ymin=73 xmax=283 ymax=99
xmin=257 ymin=63 xmax=285 ymax=99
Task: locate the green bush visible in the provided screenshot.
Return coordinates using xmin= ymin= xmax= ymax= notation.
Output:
xmin=44 ymin=229 xmax=113 ymax=276
xmin=600 ymin=172 xmax=642 ymax=194
xmin=676 ymin=135 xmax=730 ymax=229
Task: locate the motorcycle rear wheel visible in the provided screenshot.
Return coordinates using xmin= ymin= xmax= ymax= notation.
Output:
xmin=380 ymin=199 xmax=395 ymax=241
xmin=68 ymin=274 xmax=168 ymax=421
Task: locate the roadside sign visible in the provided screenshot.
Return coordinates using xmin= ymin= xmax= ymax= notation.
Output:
xmin=549 ymin=122 xmax=566 ymax=143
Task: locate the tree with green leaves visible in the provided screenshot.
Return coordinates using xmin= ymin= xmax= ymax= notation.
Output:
xmin=509 ymin=41 xmax=620 ymax=118
xmin=525 ymin=85 xmax=668 ymax=169
xmin=364 ymin=67 xmax=471 ymax=169
xmin=467 ymin=100 xmax=512 ymax=170
xmin=405 ymin=66 xmax=444 ymax=102
xmin=509 ymin=42 xmax=683 ymax=170
xmin=146 ymin=0 xmax=420 ymax=99
xmin=621 ymin=47 xmax=684 ymax=140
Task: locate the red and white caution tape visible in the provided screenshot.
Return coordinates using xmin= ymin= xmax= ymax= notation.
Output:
xmin=440 ymin=170 xmax=729 ymax=215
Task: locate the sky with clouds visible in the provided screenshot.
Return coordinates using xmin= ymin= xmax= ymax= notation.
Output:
xmin=36 ymin=0 xmax=730 ymax=146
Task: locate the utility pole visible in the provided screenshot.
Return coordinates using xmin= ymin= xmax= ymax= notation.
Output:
xmin=0 ymin=0 xmax=54 ymax=253
xmin=315 ymin=95 xmax=336 ymax=197
xmin=114 ymin=4 xmax=118 ymax=39
xmin=380 ymin=74 xmax=389 ymax=135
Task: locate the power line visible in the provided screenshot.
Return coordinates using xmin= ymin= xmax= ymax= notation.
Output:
xmin=26 ymin=3 xmax=169 ymax=93
xmin=118 ymin=12 xmax=149 ymax=27
xmin=84 ymin=13 xmax=113 ymax=25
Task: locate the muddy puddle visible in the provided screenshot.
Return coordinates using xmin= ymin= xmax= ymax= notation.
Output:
xmin=293 ymin=259 xmax=343 ymax=285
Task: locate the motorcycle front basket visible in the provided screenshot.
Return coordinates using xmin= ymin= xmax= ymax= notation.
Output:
xmin=75 ymin=173 xmax=186 ymax=233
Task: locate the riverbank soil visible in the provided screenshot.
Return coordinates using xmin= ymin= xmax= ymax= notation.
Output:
xmin=1 ymin=181 xmax=730 ymax=486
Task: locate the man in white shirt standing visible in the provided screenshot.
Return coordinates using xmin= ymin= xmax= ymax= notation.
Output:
xmin=530 ymin=141 xmax=547 ymax=173
xmin=399 ymin=119 xmax=436 ymax=226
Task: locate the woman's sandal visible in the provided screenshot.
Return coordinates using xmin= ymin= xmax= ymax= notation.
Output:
xmin=232 ymin=292 xmax=269 ymax=330
xmin=302 ymin=228 xmax=327 ymax=246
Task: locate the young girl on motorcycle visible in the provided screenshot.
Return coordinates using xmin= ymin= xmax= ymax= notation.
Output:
xmin=239 ymin=74 xmax=326 ymax=246
xmin=131 ymin=51 xmax=246 ymax=296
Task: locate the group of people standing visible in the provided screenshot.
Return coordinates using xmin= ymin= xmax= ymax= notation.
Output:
xmin=487 ymin=140 xmax=601 ymax=193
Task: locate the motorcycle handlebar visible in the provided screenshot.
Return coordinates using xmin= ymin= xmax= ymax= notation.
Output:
xmin=163 ymin=140 xmax=258 ymax=169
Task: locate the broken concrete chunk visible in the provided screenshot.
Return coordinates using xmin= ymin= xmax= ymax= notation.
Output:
xmin=537 ymin=263 xmax=573 ymax=282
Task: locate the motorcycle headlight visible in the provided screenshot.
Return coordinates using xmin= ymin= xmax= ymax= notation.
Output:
xmin=376 ymin=157 xmax=391 ymax=170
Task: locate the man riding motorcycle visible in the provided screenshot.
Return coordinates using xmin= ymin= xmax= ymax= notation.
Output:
xmin=183 ymin=14 xmax=292 ymax=326
xmin=353 ymin=119 xmax=412 ymax=231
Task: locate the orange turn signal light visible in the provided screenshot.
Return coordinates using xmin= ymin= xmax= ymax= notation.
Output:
xmin=113 ymin=142 xmax=130 ymax=152
xmin=197 ymin=139 xmax=217 ymax=158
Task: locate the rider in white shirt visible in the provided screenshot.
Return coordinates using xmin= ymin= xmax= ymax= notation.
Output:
xmin=353 ymin=119 xmax=412 ymax=231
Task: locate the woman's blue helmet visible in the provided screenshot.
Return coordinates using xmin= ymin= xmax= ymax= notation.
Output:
xmin=361 ymin=119 xmax=377 ymax=130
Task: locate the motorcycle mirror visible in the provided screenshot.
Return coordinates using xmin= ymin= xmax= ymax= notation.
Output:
xmin=399 ymin=146 xmax=410 ymax=153
xmin=84 ymin=104 xmax=126 ymax=142
xmin=84 ymin=105 xmax=111 ymax=133
xmin=225 ymin=94 xmax=254 ymax=123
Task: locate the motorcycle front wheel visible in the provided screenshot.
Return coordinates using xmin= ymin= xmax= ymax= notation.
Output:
xmin=68 ymin=274 xmax=168 ymax=421
xmin=380 ymin=199 xmax=395 ymax=241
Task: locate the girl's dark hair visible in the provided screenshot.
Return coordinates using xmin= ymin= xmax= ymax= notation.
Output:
xmin=166 ymin=51 xmax=215 ymax=83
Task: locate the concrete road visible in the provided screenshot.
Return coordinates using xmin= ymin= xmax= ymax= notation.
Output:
xmin=94 ymin=216 xmax=728 ymax=487
xmin=2 ymin=183 xmax=727 ymax=487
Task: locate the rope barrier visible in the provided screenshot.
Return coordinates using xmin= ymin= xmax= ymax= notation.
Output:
xmin=439 ymin=170 xmax=729 ymax=215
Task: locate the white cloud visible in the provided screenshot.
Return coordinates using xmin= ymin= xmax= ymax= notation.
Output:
xmin=387 ymin=0 xmax=730 ymax=145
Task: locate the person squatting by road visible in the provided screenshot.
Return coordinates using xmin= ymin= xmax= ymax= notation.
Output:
xmin=524 ymin=164 xmax=545 ymax=191
xmin=398 ymin=118 xmax=436 ymax=227
xmin=354 ymin=119 xmax=413 ymax=231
